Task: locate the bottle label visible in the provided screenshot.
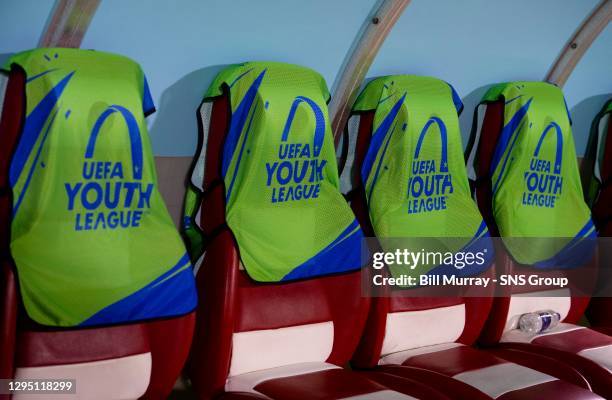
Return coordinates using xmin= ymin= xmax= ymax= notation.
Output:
xmin=540 ymin=313 xmax=553 ymax=332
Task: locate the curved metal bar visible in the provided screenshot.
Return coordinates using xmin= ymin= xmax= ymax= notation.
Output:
xmin=39 ymin=0 xmax=101 ymax=48
xmin=545 ymin=0 xmax=612 ymax=87
xmin=329 ymin=0 xmax=411 ymax=143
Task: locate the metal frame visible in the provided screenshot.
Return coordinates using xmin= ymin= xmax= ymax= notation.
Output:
xmin=39 ymin=0 xmax=101 ymax=48
xmin=329 ymin=0 xmax=411 ymax=143
xmin=545 ymin=0 xmax=611 ymax=87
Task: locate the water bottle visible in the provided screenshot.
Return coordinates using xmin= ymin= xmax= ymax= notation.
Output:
xmin=518 ymin=310 xmax=561 ymax=334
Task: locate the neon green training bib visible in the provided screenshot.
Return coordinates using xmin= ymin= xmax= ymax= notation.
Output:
xmin=355 ymin=75 xmax=493 ymax=279
xmin=186 ymin=62 xmax=365 ymax=282
xmin=6 ymin=48 xmax=196 ymax=327
xmin=482 ymin=82 xmax=595 ymax=267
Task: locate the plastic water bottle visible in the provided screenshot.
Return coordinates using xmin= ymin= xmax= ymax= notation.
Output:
xmin=518 ymin=310 xmax=561 ymax=334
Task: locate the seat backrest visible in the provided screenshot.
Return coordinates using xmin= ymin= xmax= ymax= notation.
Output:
xmin=582 ymin=101 xmax=612 ymax=329
xmin=0 ymin=65 xmax=24 ymax=379
xmin=583 ymin=99 xmax=612 ymax=233
xmin=2 ymin=48 xmax=196 ymax=328
xmin=466 ymin=82 xmax=596 ymax=343
xmin=342 ymin=75 xmax=494 ymax=368
xmin=184 ymin=62 xmax=369 ymax=397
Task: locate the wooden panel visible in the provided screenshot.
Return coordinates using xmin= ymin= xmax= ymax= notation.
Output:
xmin=545 ymin=0 xmax=612 ymax=87
xmin=329 ymin=0 xmax=411 ymax=143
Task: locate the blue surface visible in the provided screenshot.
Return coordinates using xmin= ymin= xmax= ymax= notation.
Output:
xmin=0 ymin=0 xmax=609 ymax=156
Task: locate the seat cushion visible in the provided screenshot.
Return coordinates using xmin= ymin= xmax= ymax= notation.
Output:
xmin=225 ymin=362 xmax=417 ymax=400
xmin=229 ymin=322 xmax=334 ymax=376
xmin=14 ymin=353 xmax=151 ymax=400
xmin=500 ymin=323 xmax=612 ymax=396
xmin=15 ymin=323 xmax=151 ymax=399
xmin=380 ymin=305 xmax=465 ymax=357
xmin=502 ymin=323 xmax=612 ymax=371
xmin=386 ymin=343 xmax=600 ymax=399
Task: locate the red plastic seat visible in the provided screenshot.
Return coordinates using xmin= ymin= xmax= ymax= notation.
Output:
xmin=186 ymin=87 xmax=452 ymax=400
xmin=0 ymin=65 xmax=195 ymax=400
xmin=345 ymin=107 xmax=603 ymax=400
xmin=584 ymin=101 xmax=612 ymax=334
xmin=470 ymin=98 xmax=612 ymax=398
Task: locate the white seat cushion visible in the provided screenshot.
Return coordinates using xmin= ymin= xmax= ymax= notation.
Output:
xmin=380 ymin=304 xmax=465 ymax=357
xmin=229 ymin=321 xmax=334 ymax=376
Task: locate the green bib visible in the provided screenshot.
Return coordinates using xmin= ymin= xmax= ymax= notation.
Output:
xmin=186 ymin=62 xmax=365 ymax=282
xmin=355 ymin=75 xmax=492 ymax=279
xmin=5 ymin=48 xmax=196 ymax=327
xmin=482 ymin=82 xmax=595 ymax=266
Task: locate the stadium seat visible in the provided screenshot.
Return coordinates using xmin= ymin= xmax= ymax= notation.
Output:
xmin=183 ymin=62 xmax=447 ymax=399
xmin=466 ymin=82 xmax=612 ymax=397
xmin=340 ymin=75 xmax=603 ymax=400
xmin=582 ymin=99 xmax=612 ymax=335
xmin=0 ymin=49 xmax=196 ymax=400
